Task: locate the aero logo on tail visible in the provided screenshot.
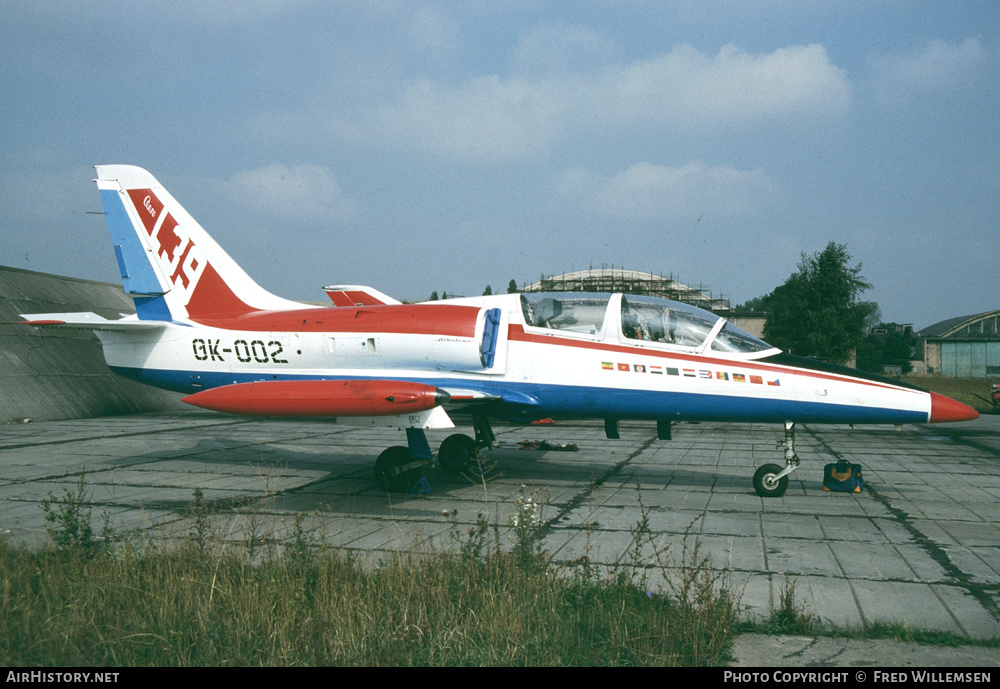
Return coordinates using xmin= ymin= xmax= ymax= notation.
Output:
xmin=125 ymin=188 xmax=208 ymax=298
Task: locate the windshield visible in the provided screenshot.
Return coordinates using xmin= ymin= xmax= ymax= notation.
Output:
xmin=521 ymin=293 xmax=611 ymax=335
xmin=620 ymin=294 xmax=775 ymax=354
xmin=710 ymin=321 xmax=774 ymax=354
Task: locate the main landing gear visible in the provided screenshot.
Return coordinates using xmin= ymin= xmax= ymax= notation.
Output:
xmin=752 ymin=420 xmax=801 ymax=498
xmin=374 ymin=427 xmax=435 ymax=492
xmin=373 ymin=412 xmax=497 ymax=492
xmin=438 ymin=411 xmax=495 ymax=475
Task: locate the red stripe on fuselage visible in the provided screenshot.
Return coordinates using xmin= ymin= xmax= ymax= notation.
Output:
xmin=192 ymin=303 xmax=481 ymax=337
xmin=506 ymin=324 xmax=910 ymax=392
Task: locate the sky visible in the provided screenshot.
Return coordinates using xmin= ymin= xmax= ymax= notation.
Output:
xmin=1 ymin=1 xmax=997 ymax=330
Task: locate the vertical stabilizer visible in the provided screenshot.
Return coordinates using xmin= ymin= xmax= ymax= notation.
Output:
xmin=95 ymin=165 xmax=307 ymax=322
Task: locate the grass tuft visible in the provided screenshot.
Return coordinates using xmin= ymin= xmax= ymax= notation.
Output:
xmin=762 ymin=577 xmax=815 ymax=635
xmin=0 ymin=479 xmax=747 ymax=666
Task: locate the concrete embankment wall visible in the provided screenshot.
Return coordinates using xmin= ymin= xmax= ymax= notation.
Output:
xmin=0 ymin=266 xmax=185 ymax=422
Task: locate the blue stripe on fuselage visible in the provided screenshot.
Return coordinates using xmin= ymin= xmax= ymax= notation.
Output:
xmin=111 ymin=366 xmax=929 ymax=426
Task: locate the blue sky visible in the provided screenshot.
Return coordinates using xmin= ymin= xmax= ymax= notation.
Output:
xmin=1 ymin=1 xmax=996 ymax=329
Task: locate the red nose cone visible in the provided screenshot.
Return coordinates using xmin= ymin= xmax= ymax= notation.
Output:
xmin=928 ymin=392 xmax=979 ymax=423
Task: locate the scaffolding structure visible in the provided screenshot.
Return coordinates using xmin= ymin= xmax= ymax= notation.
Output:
xmin=522 ymin=267 xmax=730 ymax=311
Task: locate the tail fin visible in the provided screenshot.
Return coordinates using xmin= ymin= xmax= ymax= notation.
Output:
xmin=95 ymin=165 xmax=307 ymax=322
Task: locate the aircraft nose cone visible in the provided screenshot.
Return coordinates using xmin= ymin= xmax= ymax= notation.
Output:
xmin=928 ymin=391 xmax=979 ymax=423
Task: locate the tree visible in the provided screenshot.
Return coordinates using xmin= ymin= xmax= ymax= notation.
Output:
xmin=482 ymin=284 xmax=493 ymax=296
xmin=857 ymin=324 xmax=914 ymax=375
xmin=507 ymin=279 xmax=519 ymax=294
xmin=763 ymin=242 xmax=879 ymax=365
xmin=734 ymin=294 xmax=772 ymax=311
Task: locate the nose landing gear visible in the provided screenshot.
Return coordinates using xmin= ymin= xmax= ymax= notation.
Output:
xmin=753 ymin=421 xmax=801 ymax=498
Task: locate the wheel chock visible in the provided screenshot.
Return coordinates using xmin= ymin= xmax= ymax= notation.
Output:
xmin=409 ymin=476 xmax=433 ymax=494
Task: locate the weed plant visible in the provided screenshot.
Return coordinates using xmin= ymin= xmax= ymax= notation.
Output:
xmin=2 ymin=479 xmax=747 ymax=666
xmin=759 ymin=577 xmax=815 ymax=635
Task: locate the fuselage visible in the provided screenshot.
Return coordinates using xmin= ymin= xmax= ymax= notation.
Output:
xmin=97 ymin=291 xmax=947 ymax=426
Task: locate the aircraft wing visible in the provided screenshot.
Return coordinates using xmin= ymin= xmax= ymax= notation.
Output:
xmin=439 ymin=387 xmax=541 ymax=407
xmin=438 ymin=387 xmax=502 ymax=402
xmin=19 ymin=312 xmax=167 ymax=331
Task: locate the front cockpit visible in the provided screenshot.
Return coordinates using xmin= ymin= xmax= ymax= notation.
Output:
xmin=519 ymin=292 xmax=778 ymax=358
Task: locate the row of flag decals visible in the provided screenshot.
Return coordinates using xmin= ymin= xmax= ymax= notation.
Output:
xmin=601 ymin=361 xmax=780 ymax=386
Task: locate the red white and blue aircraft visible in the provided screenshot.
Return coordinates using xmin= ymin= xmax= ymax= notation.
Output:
xmin=22 ymin=165 xmax=979 ymax=496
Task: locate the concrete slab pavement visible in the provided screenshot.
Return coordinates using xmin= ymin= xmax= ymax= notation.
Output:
xmin=1 ymin=411 xmax=998 ymax=663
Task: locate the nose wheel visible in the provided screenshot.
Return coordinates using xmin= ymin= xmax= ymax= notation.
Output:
xmin=753 ymin=421 xmax=800 ymax=498
xmin=753 ymin=463 xmax=789 ymax=497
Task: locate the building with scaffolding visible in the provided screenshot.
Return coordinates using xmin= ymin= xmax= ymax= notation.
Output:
xmin=522 ymin=267 xmax=731 ymax=312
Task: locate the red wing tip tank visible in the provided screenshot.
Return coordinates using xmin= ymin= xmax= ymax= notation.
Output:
xmin=182 ymin=380 xmax=451 ymax=417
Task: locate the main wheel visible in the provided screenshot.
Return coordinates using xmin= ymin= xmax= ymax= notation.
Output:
xmin=374 ymin=446 xmax=423 ymax=492
xmin=753 ymin=463 xmax=789 ymax=498
xmin=438 ymin=434 xmax=479 ymax=474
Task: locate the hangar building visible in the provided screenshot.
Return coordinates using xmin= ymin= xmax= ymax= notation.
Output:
xmin=915 ymin=310 xmax=1000 ymax=378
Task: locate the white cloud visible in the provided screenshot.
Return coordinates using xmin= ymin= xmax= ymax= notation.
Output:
xmin=608 ymin=44 xmax=850 ymax=128
xmin=510 ymin=23 xmax=617 ymax=76
xmin=358 ymin=42 xmax=849 ymax=160
xmin=558 ymin=161 xmax=781 ymax=220
xmin=874 ymin=38 xmax=987 ymax=98
xmin=370 ymin=76 xmax=564 ymax=159
xmin=222 ymin=164 xmax=358 ymax=225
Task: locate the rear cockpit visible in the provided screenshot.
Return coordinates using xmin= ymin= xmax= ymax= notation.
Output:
xmin=519 ymin=292 xmax=778 ymax=357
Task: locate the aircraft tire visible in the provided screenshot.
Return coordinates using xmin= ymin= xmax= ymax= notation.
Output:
xmin=753 ymin=463 xmax=788 ymax=498
xmin=375 ymin=446 xmax=423 ymax=492
xmin=438 ymin=434 xmax=479 ymax=473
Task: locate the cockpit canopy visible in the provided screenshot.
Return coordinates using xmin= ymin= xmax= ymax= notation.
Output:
xmin=519 ymin=292 xmax=775 ymax=356
xmin=520 ymin=293 xmax=610 ymax=335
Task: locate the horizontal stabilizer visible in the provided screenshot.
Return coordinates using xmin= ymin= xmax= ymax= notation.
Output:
xmin=322 ymin=284 xmax=400 ymax=307
xmin=19 ymin=312 xmax=167 ymax=331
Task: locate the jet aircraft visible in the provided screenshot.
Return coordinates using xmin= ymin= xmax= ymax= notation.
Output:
xmin=21 ymin=165 xmax=979 ymax=497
